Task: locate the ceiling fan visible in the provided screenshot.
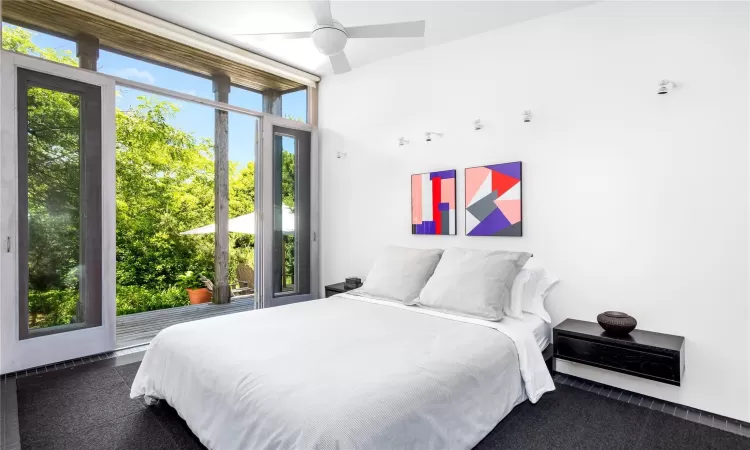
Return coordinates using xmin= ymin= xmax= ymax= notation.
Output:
xmin=234 ymin=0 xmax=426 ymax=74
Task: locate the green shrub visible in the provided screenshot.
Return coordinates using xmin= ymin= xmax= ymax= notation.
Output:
xmin=27 ymin=286 xmax=191 ymax=328
xmin=174 ymin=271 xmax=204 ymax=290
xmin=115 ymin=285 xmax=189 ymax=316
xmin=28 ymin=289 xmax=79 ymax=328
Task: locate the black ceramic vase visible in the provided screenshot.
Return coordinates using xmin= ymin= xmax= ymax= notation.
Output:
xmin=597 ymin=311 xmax=637 ymax=336
xmin=344 ymin=277 xmax=362 ymax=289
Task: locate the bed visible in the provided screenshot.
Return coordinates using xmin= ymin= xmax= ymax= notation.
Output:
xmin=520 ymin=312 xmax=552 ymax=351
xmin=130 ymin=293 xmax=555 ymax=450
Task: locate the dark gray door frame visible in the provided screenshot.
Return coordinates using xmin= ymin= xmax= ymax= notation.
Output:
xmin=259 ymin=119 xmax=315 ymax=309
xmin=16 ymin=68 xmax=103 ymax=340
xmin=272 ymin=127 xmax=311 ymax=299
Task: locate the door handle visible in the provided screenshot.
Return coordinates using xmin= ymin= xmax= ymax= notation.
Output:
xmin=5 ymin=236 xmax=10 ymax=253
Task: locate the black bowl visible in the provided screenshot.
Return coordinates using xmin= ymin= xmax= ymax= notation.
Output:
xmin=597 ymin=311 xmax=637 ymax=335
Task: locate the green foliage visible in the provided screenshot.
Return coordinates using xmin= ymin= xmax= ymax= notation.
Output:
xmin=28 ymin=290 xmax=79 ymax=328
xmin=284 ymin=115 xmax=305 ymax=123
xmin=283 ymin=235 xmax=295 ymax=287
xmin=174 ymin=271 xmax=204 ymax=290
xmin=280 ymin=150 xmax=296 ymax=211
xmin=28 ymin=286 xmax=191 ymax=328
xmin=115 ymin=286 xmax=189 ymax=316
xmin=1 ymin=26 xmax=78 ymax=66
xmin=230 ymin=160 xmax=255 ymax=216
xmin=115 ymin=97 xmax=217 ymax=289
xmin=4 ymin=25 xmax=298 ymax=325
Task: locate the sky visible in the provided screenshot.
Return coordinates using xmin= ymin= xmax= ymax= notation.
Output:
xmin=17 ymin=25 xmax=306 ymax=168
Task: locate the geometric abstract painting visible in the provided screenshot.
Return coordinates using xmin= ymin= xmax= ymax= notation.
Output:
xmin=411 ymin=169 xmax=457 ymax=235
xmin=465 ymin=161 xmax=522 ymax=236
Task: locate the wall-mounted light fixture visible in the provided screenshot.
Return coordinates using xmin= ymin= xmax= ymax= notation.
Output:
xmin=657 ymin=79 xmax=678 ymax=95
xmin=398 ymin=137 xmax=410 ymax=146
xmin=523 ymin=110 xmax=532 ymax=123
xmin=473 ymin=119 xmax=484 ymax=131
xmin=425 ymin=132 xmax=443 ymax=142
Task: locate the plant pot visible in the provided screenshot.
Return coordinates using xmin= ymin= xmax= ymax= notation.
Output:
xmin=186 ymin=288 xmax=212 ymax=305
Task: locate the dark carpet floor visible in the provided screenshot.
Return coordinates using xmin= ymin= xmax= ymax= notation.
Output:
xmin=15 ymin=361 xmax=750 ymax=450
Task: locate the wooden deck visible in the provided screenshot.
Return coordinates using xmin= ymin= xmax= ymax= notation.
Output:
xmin=116 ymin=297 xmax=255 ymax=348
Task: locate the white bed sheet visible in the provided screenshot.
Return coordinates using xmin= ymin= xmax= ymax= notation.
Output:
xmin=131 ymin=294 xmax=554 ymax=450
xmin=517 ymin=312 xmax=551 ymax=350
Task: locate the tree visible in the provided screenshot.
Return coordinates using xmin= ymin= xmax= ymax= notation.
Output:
xmin=115 ymin=97 xmax=217 ymax=288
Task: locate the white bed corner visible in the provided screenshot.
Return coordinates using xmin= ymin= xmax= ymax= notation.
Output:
xmin=130 ymin=293 xmax=554 ymax=450
xmin=518 ymin=312 xmax=552 ymax=351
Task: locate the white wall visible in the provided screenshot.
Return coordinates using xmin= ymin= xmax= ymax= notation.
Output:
xmin=319 ymin=1 xmax=750 ymax=421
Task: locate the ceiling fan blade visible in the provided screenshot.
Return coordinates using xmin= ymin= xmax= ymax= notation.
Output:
xmin=329 ymin=52 xmax=351 ymax=74
xmin=234 ymin=31 xmax=312 ymax=40
xmin=309 ymin=0 xmax=334 ymax=26
xmin=346 ymin=20 xmax=426 ymax=39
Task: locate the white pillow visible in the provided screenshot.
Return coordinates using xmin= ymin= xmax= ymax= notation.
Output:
xmin=513 ymin=268 xmax=559 ymax=323
xmin=356 ymin=246 xmax=444 ymax=303
xmin=505 ymin=270 xmax=532 ymax=319
xmin=407 ymin=247 xmax=531 ymax=321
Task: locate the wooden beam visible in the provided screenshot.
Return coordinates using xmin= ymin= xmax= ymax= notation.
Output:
xmin=76 ymin=33 xmax=99 ymax=71
xmin=3 ymin=0 xmax=314 ymax=91
xmin=212 ymin=73 xmax=231 ymax=304
xmin=263 ymin=89 xmax=282 ymax=116
xmin=307 ymin=85 xmax=318 ymax=126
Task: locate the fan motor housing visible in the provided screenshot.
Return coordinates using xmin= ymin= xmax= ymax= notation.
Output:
xmin=312 ymin=22 xmax=347 ymax=56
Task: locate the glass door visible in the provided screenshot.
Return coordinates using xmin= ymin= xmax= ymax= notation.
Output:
xmin=258 ymin=118 xmax=318 ymax=308
xmin=1 ymin=52 xmax=116 ymax=374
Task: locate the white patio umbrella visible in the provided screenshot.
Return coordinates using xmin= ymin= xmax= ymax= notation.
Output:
xmin=180 ymin=205 xmax=295 ymax=235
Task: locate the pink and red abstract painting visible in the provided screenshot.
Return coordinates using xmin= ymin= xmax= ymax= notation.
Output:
xmin=465 ymin=162 xmax=522 ymax=236
xmin=411 ymin=170 xmax=456 ymax=235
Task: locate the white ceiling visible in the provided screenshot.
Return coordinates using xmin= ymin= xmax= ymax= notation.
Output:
xmin=116 ymin=1 xmax=591 ymax=77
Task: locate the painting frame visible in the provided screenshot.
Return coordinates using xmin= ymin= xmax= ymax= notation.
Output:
xmin=464 ymin=161 xmax=522 ymax=237
xmin=411 ymin=169 xmax=457 ymax=235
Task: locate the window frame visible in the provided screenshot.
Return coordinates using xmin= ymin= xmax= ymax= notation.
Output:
xmin=2 ymin=14 xmax=320 ymax=310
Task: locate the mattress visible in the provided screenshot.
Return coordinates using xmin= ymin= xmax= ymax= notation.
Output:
xmin=519 ymin=312 xmax=552 ymax=350
xmin=131 ymin=294 xmax=554 ymax=450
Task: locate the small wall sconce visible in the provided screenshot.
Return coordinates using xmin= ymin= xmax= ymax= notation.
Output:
xmin=425 ymin=132 xmax=443 ymax=142
xmin=473 ymin=119 xmax=484 ymax=131
xmin=336 ymin=151 xmax=347 ymax=159
xmin=523 ymin=110 xmax=532 ymax=123
xmin=398 ymin=137 xmax=409 ymax=146
xmin=657 ymin=79 xmax=678 ymax=95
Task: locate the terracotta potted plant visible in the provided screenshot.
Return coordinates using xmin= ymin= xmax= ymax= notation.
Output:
xmin=177 ymin=271 xmax=211 ymax=305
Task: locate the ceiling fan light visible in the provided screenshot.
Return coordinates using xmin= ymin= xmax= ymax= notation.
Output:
xmin=312 ymin=25 xmax=347 ymax=56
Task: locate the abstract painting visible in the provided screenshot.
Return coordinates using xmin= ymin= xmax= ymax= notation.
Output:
xmin=411 ymin=170 xmax=456 ymax=235
xmin=465 ymin=162 xmax=522 ymax=236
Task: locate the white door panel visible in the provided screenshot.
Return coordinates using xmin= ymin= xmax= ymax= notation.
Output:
xmin=0 ymin=52 xmax=116 ymax=374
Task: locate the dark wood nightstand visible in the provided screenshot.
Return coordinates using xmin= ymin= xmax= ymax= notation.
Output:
xmin=553 ymin=319 xmax=685 ymax=386
xmin=542 ymin=344 xmax=554 ymax=374
xmin=325 ymin=282 xmax=358 ymax=298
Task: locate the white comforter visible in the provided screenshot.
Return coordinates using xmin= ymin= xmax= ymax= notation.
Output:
xmin=131 ymin=294 xmax=555 ymax=450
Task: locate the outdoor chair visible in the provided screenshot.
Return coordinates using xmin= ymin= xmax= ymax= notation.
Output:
xmin=201 ymin=274 xmax=252 ymax=298
xmin=235 ymin=263 xmax=254 ymax=296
